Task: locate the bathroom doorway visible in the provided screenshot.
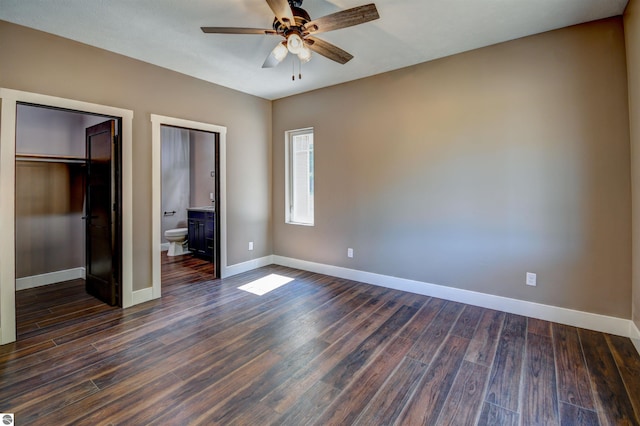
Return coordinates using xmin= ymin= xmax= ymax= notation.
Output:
xmin=159 ymin=125 xmax=220 ymax=287
xmin=14 ymin=103 xmax=123 ymax=338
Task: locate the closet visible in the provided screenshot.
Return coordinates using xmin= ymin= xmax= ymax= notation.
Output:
xmin=15 ymin=104 xmax=120 ymax=307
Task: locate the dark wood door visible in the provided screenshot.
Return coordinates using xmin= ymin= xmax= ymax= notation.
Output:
xmin=85 ymin=120 xmax=118 ymax=306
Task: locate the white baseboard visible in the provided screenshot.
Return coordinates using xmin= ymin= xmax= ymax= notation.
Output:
xmin=160 ymin=243 xmax=169 ymax=252
xmin=272 ymin=255 xmax=636 ymax=341
xmin=630 ymin=321 xmax=640 ymax=355
xmin=16 ymin=267 xmax=86 ymax=291
xmin=224 ymin=255 xmax=274 ymax=278
xmin=132 ymin=287 xmax=154 ymax=305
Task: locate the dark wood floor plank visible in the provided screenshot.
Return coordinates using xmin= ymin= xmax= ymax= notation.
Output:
xmin=6 ymin=380 xmax=99 ymax=424
xmin=398 ymin=335 xmax=470 ymax=425
xmin=605 ymin=334 xmax=640 ymax=422
xmin=203 ymin=338 xmax=330 ymax=424
xmin=478 ymin=402 xmax=520 ymax=426
xmin=552 ymin=323 xmax=595 ymax=410
xmin=484 ymin=313 xmax=527 ymax=412
xmin=29 ymin=369 xmax=184 ymax=426
xmin=522 ymin=332 xmax=560 ymax=426
xmin=35 ymin=303 xmax=118 ymax=329
xmin=0 ymin=336 xmax=164 ymax=405
xmin=354 ymin=356 xmax=427 ymax=425
xmin=451 ymin=304 xmax=484 ymax=339
xmin=149 ymin=350 xmax=282 ymax=425
xmin=579 ymin=328 xmax=639 ymax=425
xmin=318 ymin=286 xmax=390 ymax=344
xmin=313 ymin=336 xmax=415 ymax=425
xmin=0 ymin=341 xmax=99 ymax=381
xmin=559 ymin=402 xmax=599 ymax=426
xmin=528 ymin=317 xmax=552 ymax=337
xmin=320 ymin=304 xmax=418 ymax=390
xmin=68 ymin=373 xmax=185 ymax=426
xmin=398 ymin=296 xmax=446 ymax=341
xmin=3 ymin=256 xmax=639 ymax=425
xmin=465 ymin=308 xmax=505 ymax=367
xmin=0 ymin=340 xmax=56 ymax=364
xmin=406 ymin=300 xmax=464 ymax=364
xmin=261 ymin=308 xmax=396 ymax=414
xmin=436 ymin=360 xmax=490 ymax=425
xmin=276 ymin=381 xmax=342 ymax=426
xmin=105 ymin=375 xmax=197 ymax=426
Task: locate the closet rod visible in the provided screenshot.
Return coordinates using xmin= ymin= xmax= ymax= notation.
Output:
xmin=15 ymin=153 xmax=87 ymax=164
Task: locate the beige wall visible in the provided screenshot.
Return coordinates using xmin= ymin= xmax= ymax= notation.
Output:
xmin=625 ymin=1 xmax=640 ymax=330
xmin=273 ymin=17 xmax=632 ymax=318
xmin=0 ymin=20 xmax=273 ymax=291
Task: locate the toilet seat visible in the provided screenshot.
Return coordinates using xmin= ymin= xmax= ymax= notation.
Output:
xmin=165 ymin=228 xmax=188 ymax=237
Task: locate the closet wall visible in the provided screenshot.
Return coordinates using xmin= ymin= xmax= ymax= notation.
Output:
xmin=15 ymin=104 xmax=105 ymax=283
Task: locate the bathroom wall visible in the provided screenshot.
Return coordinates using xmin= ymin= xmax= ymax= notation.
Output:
xmin=15 ymin=104 xmax=101 ymax=279
xmin=189 ymin=129 xmax=216 ymax=208
xmin=161 ymin=125 xmax=190 ymax=239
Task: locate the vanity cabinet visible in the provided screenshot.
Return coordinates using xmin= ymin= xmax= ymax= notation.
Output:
xmin=187 ymin=209 xmax=214 ymax=260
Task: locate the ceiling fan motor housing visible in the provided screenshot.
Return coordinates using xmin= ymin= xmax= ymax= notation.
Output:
xmin=273 ymin=6 xmax=311 ymax=35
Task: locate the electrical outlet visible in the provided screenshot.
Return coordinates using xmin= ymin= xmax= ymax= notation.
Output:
xmin=347 ymin=248 xmax=354 ymax=258
xmin=526 ymin=272 xmax=537 ymax=286
xmin=248 ymin=242 xmax=254 ymax=251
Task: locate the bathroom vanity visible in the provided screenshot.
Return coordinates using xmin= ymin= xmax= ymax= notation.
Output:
xmin=187 ymin=207 xmax=215 ymax=260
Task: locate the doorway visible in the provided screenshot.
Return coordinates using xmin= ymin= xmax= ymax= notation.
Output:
xmin=160 ymin=125 xmax=220 ymax=286
xmin=13 ymin=104 xmax=122 ymax=338
xmin=150 ymin=114 xmax=228 ymax=300
xmin=0 ymin=88 xmax=134 ymax=345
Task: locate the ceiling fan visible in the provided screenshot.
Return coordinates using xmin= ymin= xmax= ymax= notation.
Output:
xmin=201 ymin=0 xmax=380 ymax=71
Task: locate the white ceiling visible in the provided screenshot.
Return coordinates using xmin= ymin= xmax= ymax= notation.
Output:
xmin=0 ymin=0 xmax=629 ymax=100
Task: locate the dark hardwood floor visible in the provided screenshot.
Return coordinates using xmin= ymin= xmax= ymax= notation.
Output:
xmin=4 ymin=255 xmax=640 ymax=425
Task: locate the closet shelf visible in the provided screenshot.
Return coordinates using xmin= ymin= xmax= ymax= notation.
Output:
xmin=16 ymin=153 xmax=87 ymax=164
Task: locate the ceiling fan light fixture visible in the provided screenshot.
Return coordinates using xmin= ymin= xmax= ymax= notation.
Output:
xmin=297 ymin=45 xmax=312 ymax=63
xmin=287 ymin=33 xmax=304 ymax=54
xmin=272 ymin=42 xmax=289 ymax=62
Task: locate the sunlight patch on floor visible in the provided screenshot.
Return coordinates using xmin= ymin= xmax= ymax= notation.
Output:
xmin=238 ymin=274 xmax=294 ymax=296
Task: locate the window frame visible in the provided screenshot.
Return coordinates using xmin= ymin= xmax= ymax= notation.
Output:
xmin=285 ymin=127 xmax=314 ymax=226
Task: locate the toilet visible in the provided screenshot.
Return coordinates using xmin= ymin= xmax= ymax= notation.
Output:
xmin=164 ymin=228 xmax=188 ymax=256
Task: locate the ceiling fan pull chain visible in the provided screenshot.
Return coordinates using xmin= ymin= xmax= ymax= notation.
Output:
xmin=299 ymin=58 xmax=302 ymax=80
xmin=292 ymin=55 xmax=295 ymax=80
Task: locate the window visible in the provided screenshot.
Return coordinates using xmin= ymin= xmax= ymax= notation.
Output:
xmin=286 ymin=128 xmax=314 ymax=225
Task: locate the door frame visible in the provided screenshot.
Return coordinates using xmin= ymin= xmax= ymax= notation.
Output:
xmin=0 ymin=88 xmax=134 ymax=345
xmin=150 ymin=114 xmax=228 ymax=300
